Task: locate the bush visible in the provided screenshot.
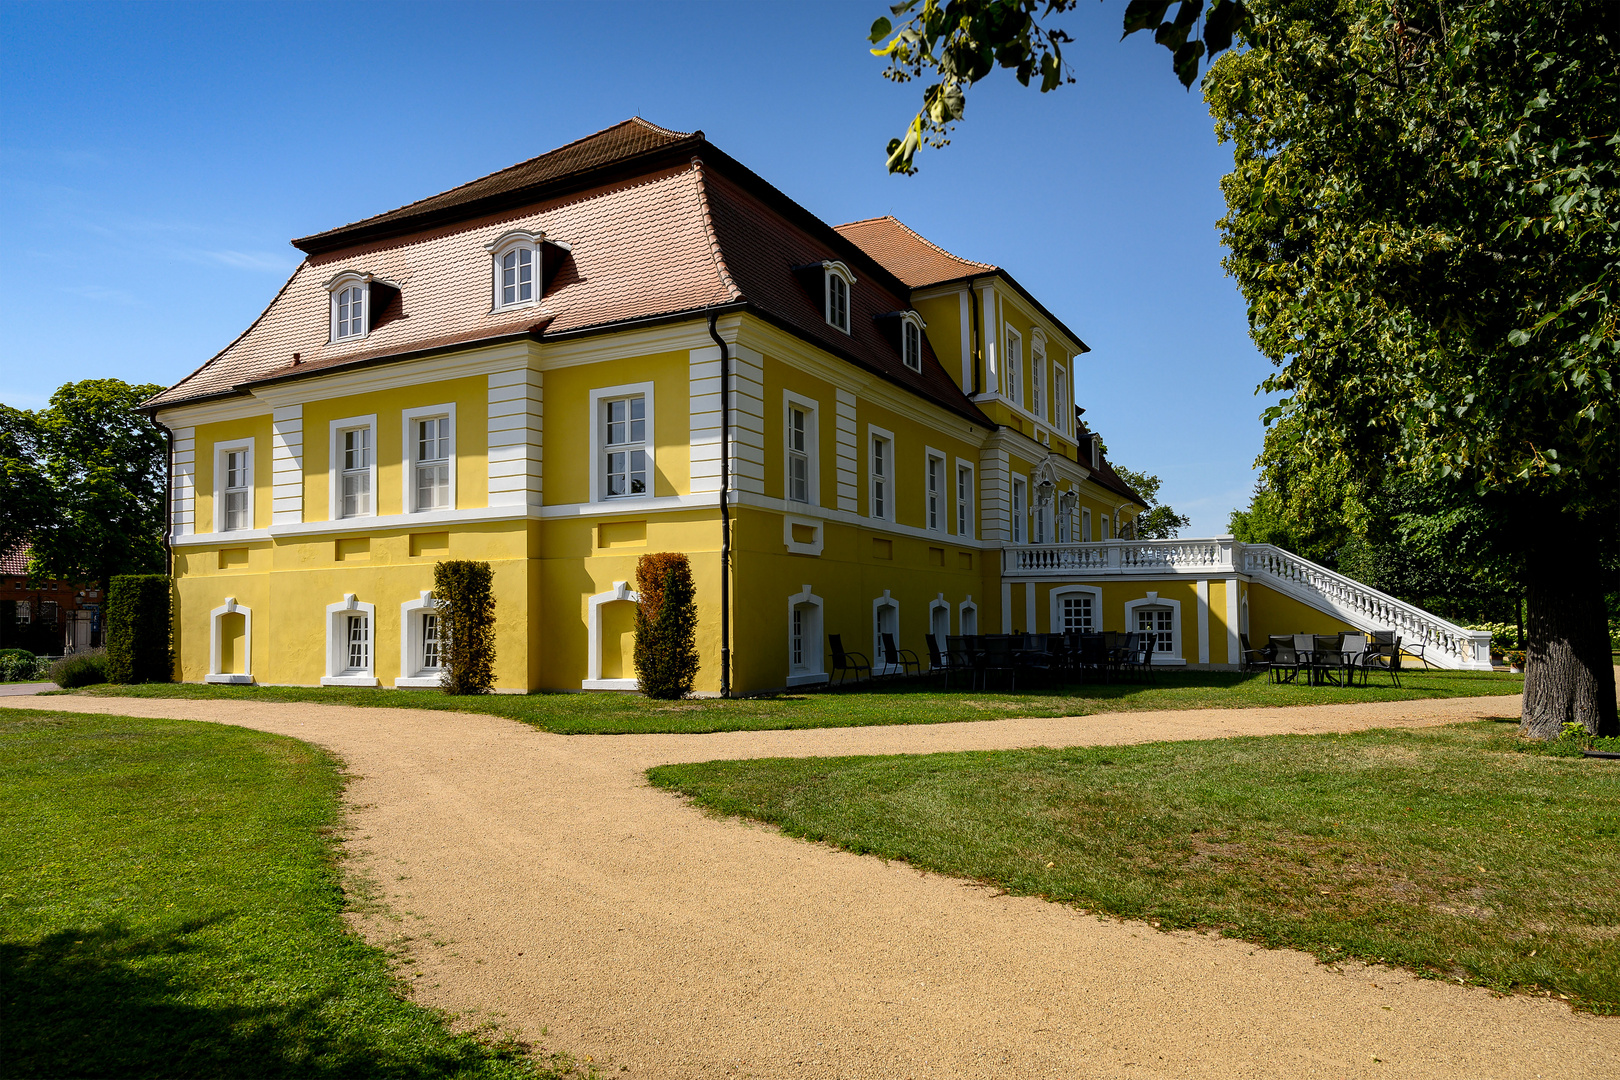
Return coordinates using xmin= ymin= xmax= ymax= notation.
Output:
xmin=432 ymin=561 xmax=495 ymax=695
xmin=633 ymin=552 xmax=700 ymax=700
xmin=103 ymin=574 xmax=174 ymax=684
xmin=0 ymin=649 xmax=41 ymax=682
xmin=1464 ymin=621 xmax=1519 ymax=650
xmin=50 ymin=648 xmax=108 ymax=689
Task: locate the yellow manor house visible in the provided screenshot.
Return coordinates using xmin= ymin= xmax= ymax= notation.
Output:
xmin=145 ymin=119 xmax=1492 ymax=693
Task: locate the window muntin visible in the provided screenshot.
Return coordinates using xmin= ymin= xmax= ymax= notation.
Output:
xmin=333 ymin=284 xmax=367 ymax=340
xmin=870 ymin=433 xmax=891 ymax=520
xmin=791 ymin=606 xmax=805 ymax=668
xmin=926 ymin=454 xmax=944 ymax=531
xmin=15 ymin=601 xmax=31 ymax=625
xmin=420 ymin=612 xmax=441 ymax=670
xmin=1137 ymin=607 xmax=1174 ymax=656
xmin=340 ymin=427 xmax=372 ymax=518
xmin=222 ymin=449 xmax=250 ymax=532
xmin=1055 ymin=365 xmax=1069 ymax=433
xmin=1082 ymin=507 xmax=1093 ymax=542
xmin=1033 ymin=501 xmax=1048 ymax=544
xmin=604 ymin=395 xmax=647 ymax=498
xmin=827 ymin=272 xmax=849 ymax=332
xmin=956 ymin=464 xmax=973 ymax=537
xmin=1062 ymin=595 xmax=1094 ymax=634
xmin=1005 ymin=327 xmax=1022 ymax=405
xmin=903 ymin=319 xmax=922 ymax=372
xmin=344 ymin=613 xmax=371 ymax=674
xmin=1032 ymin=347 xmax=1045 ymax=419
xmin=414 ymin=416 xmax=451 ymax=512
xmin=1011 ymin=478 xmax=1026 ymax=543
xmin=500 ymin=247 xmax=534 ymax=307
xmin=787 ymin=406 xmax=809 ymax=503
xmin=1102 ymin=513 xmax=1111 ymax=540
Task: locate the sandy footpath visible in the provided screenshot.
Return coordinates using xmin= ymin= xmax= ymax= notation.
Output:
xmin=7 ymin=691 xmax=1616 ymax=1079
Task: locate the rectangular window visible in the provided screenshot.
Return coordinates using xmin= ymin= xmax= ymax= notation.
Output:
xmin=1011 ymin=478 xmax=1025 ymax=543
xmin=926 ymin=454 xmax=944 ymax=531
xmin=1083 ymin=507 xmax=1093 ymax=542
xmin=871 ymin=433 xmax=891 ymax=520
xmin=1055 ymin=366 xmax=1068 ymax=433
xmin=1062 ymin=595 xmax=1094 ymax=634
xmin=414 ymin=416 xmax=452 ymax=511
xmin=787 ymin=406 xmax=809 ymax=503
xmin=791 ymin=607 xmax=804 ymax=667
xmin=421 ymin=612 xmax=441 ymax=670
xmin=903 ymin=319 xmax=922 ymax=371
xmin=1005 ymin=327 xmax=1022 ymax=405
xmin=1032 ymin=348 xmax=1045 ymax=420
xmin=1102 ymin=514 xmax=1111 ymax=540
xmin=604 ymin=395 xmax=647 ymax=497
xmin=223 ymin=449 xmax=250 ymax=531
xmin=15 ymin=601 xmax=31 ymax=625
xmin=1137 ymin=608 xmax=1174 ymax=656
xmin=827 ymin=272 xmax=849 ymax=332
xmin=341 ymin=427 xmax=372 ymax=518
xmin=956 ymin=465 xmax=973 ymax=537
xmin=1034 ymin=502 xmax=1048 ymax=544
xmin=345 ymin=613 xmax=370 ymax=673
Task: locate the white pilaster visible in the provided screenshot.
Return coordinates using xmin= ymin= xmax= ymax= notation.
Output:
xmin=488 ymin=369 xmax=542 ymax=507
xmin=1025 ymin=582 xmax=1037 ymax=635
xmin=1196 ymin=578 xmax=1211 ymax=664
xmin=834 ymin=388 xmax=858 ymax=512
xmin=170 ymin=427 xmax=195 ymax=537
xmin=1225 ymin=576 xmax=1241 ymax=664
xmin=270 ymin=406 xmax=303 ymax=525
xmin=1001 ymin=581 xmax=1013 ymax=635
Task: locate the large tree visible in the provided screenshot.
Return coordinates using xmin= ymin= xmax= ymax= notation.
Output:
xmin=1 ymin=380 xmax=168 ymax=588
xmin=869 ymin=0 xmax=1618 ymax=737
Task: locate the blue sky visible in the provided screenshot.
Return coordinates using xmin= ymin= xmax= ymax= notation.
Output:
xmin=0 ymin=0 xmax=1270 ymax=535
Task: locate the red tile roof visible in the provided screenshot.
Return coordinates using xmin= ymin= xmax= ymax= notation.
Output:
xmin=834 ymin=215 xmax=995 ymax=288
xmin=0 ymin=544 xmax=28 ymax=576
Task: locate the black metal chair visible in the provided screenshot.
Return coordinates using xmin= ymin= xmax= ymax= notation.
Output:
xmin=1239 ymin=633 xmax=1272 ymax=676
xmin=882 ymin=632 xmax=921 ymax=678
xmin=1363 ymin=636 xmax=1404 ymax=687
xmin=945 ymin=635 xmax=978 ymax=690
xmin=1268 ymin=634 xmax=1301 ymax=684
xmin=925 ymin=633 xmax=954 ymax=687
xmin=1310 ymin=634 xmax=1345 ymax=685
xmin=980 ymin=634 xmax=1019 ymax=690
xmin=1337 ymin=632 xmax=1370 ymax=686
xmin=828 ymin=634 xmax=871 ymax=685
xmin=1078 ymin=634 xmax=1109 ymax=682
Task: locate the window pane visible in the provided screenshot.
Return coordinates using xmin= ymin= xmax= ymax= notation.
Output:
xmin=630 ymin=449 xmax=646 ymax=494
xmin=422 ymin=613 xmax=440 ymax=669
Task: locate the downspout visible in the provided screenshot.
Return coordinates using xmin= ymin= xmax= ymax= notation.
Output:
xmin=707 ymin=311 xmax=732 ymax=698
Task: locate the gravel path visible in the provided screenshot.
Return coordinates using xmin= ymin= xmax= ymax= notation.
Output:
xmin=9 ymin=691 xmax=1616 ymax=1079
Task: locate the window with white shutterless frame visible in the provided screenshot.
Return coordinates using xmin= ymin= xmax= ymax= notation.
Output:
xmin=323 ymin=594 xmax=377 ymax=687
xmin=326 ymin=271 xmax=375 ymax=342
xmin=823 ymin=261 xmax=856 ymax=334
xmin=1031 ymin=340 xmax=1046 ymax=421
xmin=955 ymin=459 xmax=974 ymax=538
xmin=328 ymin=415 xmax=378 ymax=520
xmin=1055 ymin=363 xmax=1069 ymax=434
xmin=1011 ymin=477 xmax=1026 ymax=543
xmin=588 ymin=382 xmax=655 ymax=503
xmin=868 ymin=424 xmax=895 ymax=522
xmin=485 ymin=229 xmax=543 ymax=312
xmin=924 ymin=448 xmax=946 ymax=532
xmin=899 ymin=310 xmax=926 ymax=372
xmin=213 ymin=437 xmax=254 ymax=533
xmin=397 ymin=591 xmax=443 ymax=688
xmin=1004 ymin=326 xmax=1023 ymax=406
xmin=1082 ymin=506 xmax=1093 ymax=542
xmin=401 ymin=404 xmax=456 ymax=513
xmin=782 ymin=390 xmax=820 ymax=506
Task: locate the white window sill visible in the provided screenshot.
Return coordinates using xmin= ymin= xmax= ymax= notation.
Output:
xmin=205 ymin=673 xmax=253 ymax=685
xmin=581 ymin=678 xmax=637 ymax=690
xmin=321 ymin=674 xmax=379 ymax=687
xmin=1149 ymin=656 xmax=1187 ymax=666
xmin=785 ymin=672 xmax=829 ymax=688
xmin=394 ymin=675 xmax=443 ymax=689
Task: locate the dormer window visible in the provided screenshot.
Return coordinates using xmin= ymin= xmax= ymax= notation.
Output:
xmin=485 ymin=229 xmax=570 ymax=313
xmin=823 ymin=260 xmax=856 ymax=334
xmin=898 ymin=310 xmax=926 ymax=372
xmin=501 ymin=247 xmax=533 ymax=306
xmin=325 ymin=271 xmax=398 ymax=344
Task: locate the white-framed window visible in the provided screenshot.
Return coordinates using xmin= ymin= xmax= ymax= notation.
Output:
xmin=786 ymin=585 xmax=827 ymax=686
xmin=1090 ymin=435 xmax=1101 ymax=469
xmin=1033 ymin=500 xmax=1048 ymax=544
xmin=206 ymin=597 xmax=253 ymax=684
xmin=213 ymin=438 xmax=254 ymax=534
xmin=1011 ymin=477 xmax=1026 ymax=543
xmin=485 ymin=230 xmax=543 ymax=312
xmin=326 ymin=271 xmax=373 ymax=342
xmin=1123 ymin=592 xmax=1183 ymax=664
xmin=1082 ymin=507 xmax=1093 ymax=542
xmin=402 ymin=404 xmax=456 ymax=513
xmin=323 ymin=594 xmax=378 ymax=687
xmin=397 ymin=591 xmax=444 ymax=688
xmin=1138 ymin=607 xmax=1174 ymax=654
xmin=868 ymin=425 xmax=895 ymax=522
xmin=14 ymin=601 xmax=31 ymax=625
xmin=958 ymin=597 xmax=978 ymax=636
xmin=824 ymin=261 xmax=856 ymax=333
xmin=1102 ymin=514 xmax=1111 ymax=540
xmin=1004 ymin=326 xmax=1022 ymax=406
xmin=956 ymin=461 xmax=974 ymax=538
xmin=1055 ymin=364 xmax=1069 ymax=433
xmin=589 ymin=382 xmax=656 ymax=503
xmin=925 ymin=450 xmax=946 ymax=532
xmin=328 ymin=415 xmax=377 ymax=520
xmin=1062 ymin=595 xmax=1094 ymax=633
xmin=783 ymin=391 xmax=819 ymax=506
xmin=1032 ymin=346 xmax=1046 ymax=420
xmin=899 ymin=310 xmax=926 ymax=372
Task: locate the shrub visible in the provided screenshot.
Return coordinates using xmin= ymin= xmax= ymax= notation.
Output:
xmin=432 ymin=561 xmax=495 ymax=695
xmin=50 ymin=648 xmax=108 ymax=689
xmin=1463 ymin=621 xmax=1519 ymax=650
xmin=633 ymin=552 xmax=700 ymax=700
xmin=104 ymin=574 xmax=174 ymax=684
xmin=0 ymin=649 xmax=40 ymax=682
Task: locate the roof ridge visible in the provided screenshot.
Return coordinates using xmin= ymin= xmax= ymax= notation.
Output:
xmin=688 ymin=158 xmax=742 ymax=302
xmin=629 ymin=116 xmax=691 ymax=139
xmin=878 ymin=215 xmax=996 ymax=271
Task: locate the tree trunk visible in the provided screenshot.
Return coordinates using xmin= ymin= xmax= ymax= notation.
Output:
xmin=1519 ymin=524 xmax=1618 ymax=739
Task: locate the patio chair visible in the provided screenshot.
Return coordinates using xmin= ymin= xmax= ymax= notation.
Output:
xmin=945 ymin=635 xmax=979 ymax=690
xmin=827 ymin=634 xmax=871 ymax=685
xmin=1239 ymin=633 xmax=1272 ymax=675
xmin=1311 ymin=634 xmax=1346 ymax=685
xmin=1363 ymin=637 xmax=1404 ymax=687
xmin=979 ymin=634 xmax=1019 ymax=691
xmin=1078 ymin=634 xmax=1109 ymax=682
xmin=1125 ymin=632 xmax=1157 ymax=682
xmin=882 ymin=633 xmax=922 ymax=678
xmin=1338 ymin=632 xmax=1369 ymax=686
xmin=1268 ymin=635 xmax=1301 ymax=684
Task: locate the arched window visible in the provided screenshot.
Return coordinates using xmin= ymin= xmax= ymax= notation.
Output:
xmin=501 ymin=247 xmax=533 ymax=306
xmin=821 ymin=260 xmax=856 ymax=334
xmin=325 ymin=271 xmax=374 ymax=342
xmin=787 ymin=585 xmax=826 ymax=687
xmin=486 ymin=230 xmax=546 ymax=313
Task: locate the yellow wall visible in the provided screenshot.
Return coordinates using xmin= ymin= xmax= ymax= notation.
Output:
xmin=193 ymin=414 xmax=274 ymax=535
xmin=542 ymin=350 xmax=690 ymax=503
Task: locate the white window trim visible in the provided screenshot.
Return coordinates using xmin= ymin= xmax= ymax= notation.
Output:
xmin=583 ymin=581 xmax=640 ymax=690
xmin=783 ymin=514 xmax=825 ymax=557
xmin=401 ymin=403 xmax=457 ymax=515
xmin=1055 ymin=362 xmax=1069 ymax=434
xmin=1124 ymin=591 xmax=1186 ymax=665
xmin=955 ymin=458 xmax=975 ymax=539
xmin=323 ymin=593 xmax=379 ymax=686
xmin=1011 ymin=477 xmax=1026 ymax=544
xmin=485 ymin=229 xmax=544 ymax=313
xmin=328 ymin=414 xmax=379 ymax=521
xmin=871 ymin=589 xmax=902 ymax=676
xmin=212 ymin=437 xmax=255 ymax=534
xmin=589 ymin=382 xmax=656 ymax=504
xmin=782 ymin=390 xmax=821 ymax=507
xmin=396 ymin=590 xmax=443 ymax=688
xmin=786 ymin=584 xmax=827 ymax=687
xmin=927 ymin=594 xmax=951 ymax=662
xmin=1050 ymin=585 xmax=1103 ymax=637
xmin=868 ymin=424 xmax=895 ymax=523
xmin=1004 ymin=326 xmax=1023 ymax=406
xmin=1102 ymin=513 xmax=1111 ymax=540
xmin=823 ymin=260 xmax=857 ymax=334
xmin=1082 ymin=506 xmax=1094 ymax=542
xmin=958 ymin=595 xmax=978 ymax=636
xmin=899 ymin=310 xmax=927 ymax=372
xmin=924 ymin=447 xmax=947 ymax=533
xmin=206 ymin=597 xmax=252 ymax=684
xmin=1090 ymin=435 xmax=1102 ymax=469
xmin=326 ymin=270 xmax=373 ymax=343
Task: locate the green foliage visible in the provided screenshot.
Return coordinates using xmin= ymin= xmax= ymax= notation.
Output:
xmin=0 ymin=648 xmax=42 ymax=682
xmin=1464 ymin=622 xmax=1521 ymax=651
xmin=869 ymin=0 xmax=1249 ymax=172
xmin=1112 ymin=466 xmax=1191 ymax=539
xmin=103 ymin=574 xmax=173 ymax=684
xmin=50 ymin=648 xmax=108 ymax=689
xmin=1 ymin=380 xmax=168 ymax=587
xmin=633 ymin=553 xmax=700 ymax=700
xmin=432 ymin=560 xmax=496 ymax=695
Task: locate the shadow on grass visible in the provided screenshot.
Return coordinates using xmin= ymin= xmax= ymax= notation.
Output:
xmin=2 ymin=918 xmax=523 ymax=1080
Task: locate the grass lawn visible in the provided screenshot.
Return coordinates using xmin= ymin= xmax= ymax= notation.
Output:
xmin=648 ymin=720 xmax=1620 ymax=1014
xmin=0 ymin=708 xmax=591 ymax=1079
xmin=64 ymin=668 xmax=1524 ymax=735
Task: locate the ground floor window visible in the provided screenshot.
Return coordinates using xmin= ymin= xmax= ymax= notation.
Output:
xmin=1136 ymin=606 xmax=1173 ymax=655
xmin=1062 ymin=595 xmax=1094 ymax=634
xmin=345 ymin=614 xmax=370 ymax=673
xmin=420 ymin=612 xmax=441 ymax=670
